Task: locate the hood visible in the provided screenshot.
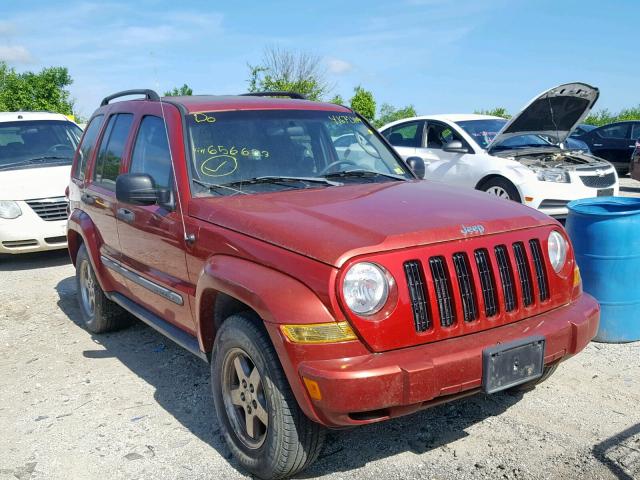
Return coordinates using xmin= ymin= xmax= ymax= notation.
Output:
xmin=0 ymin=164 xmax=71 ymax=200
xmin=487 ymin=82 xmax=599 ymax=151
xmin=190 ymin=181 xmax=555 ymax=267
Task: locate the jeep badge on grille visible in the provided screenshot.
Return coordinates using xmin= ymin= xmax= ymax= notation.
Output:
xmin=461 ymin=224 xmax=485 ymax=235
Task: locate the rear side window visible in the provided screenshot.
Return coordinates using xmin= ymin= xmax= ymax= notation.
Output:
xmin=93 ymin=113 xmax=133 ymax=190
xmin=631 ymin=123 xmax=640 ymax=140
xmin=597 ymin=123 xmax=630 ymax=139
xmin=73 ymin=115 xmax=103 ymax=180
xmin=130 ymin=116 xmax=172 ymax=189
xmin=383 ymin=121 xmax=423 ymax=148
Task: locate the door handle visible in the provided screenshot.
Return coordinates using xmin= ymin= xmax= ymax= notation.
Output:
xmin=81 ymin=193 xmax=95 ymax=205
xmin=117 ymin=208 xmax=135 ymax=223
xmin=593 ymin=143 xmax=603 ymax=147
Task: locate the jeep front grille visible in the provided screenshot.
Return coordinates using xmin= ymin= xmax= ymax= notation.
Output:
xmin=404 ymin=261 xmax=430 ymax=332
xmin=25 ymin=197 xmax=68 ymax=221
xmin=474 ymin=249 xmax=498 ymax=317
xmin=513 ymin=242 xmax=534 ymax=307
xmin=529 ymin=239 xmax=549 ymax=301
xmin=404 ymin=238 xmax=550 ymax=332
xmin=429 ymin=256 xmax=455 ymax=327
xmin=579 ymin=172 xmax=616 ymax=188
xmin=495 ymin=245 xmax=516 ymax=312
xmin=452 ymin=253 xmax=477 ymax=322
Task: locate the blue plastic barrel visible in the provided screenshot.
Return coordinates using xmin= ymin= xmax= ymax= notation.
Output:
xmin=566 ymin=197 xmax=640 ymax=343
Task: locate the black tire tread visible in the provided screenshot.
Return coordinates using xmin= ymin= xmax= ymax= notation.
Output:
xmin=76 ymin=244 xmax=130 ymax=334
xmin=212 ymin=313 xmax=325 ymax=479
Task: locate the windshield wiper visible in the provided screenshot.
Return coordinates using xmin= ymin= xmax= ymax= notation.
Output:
xmin=0 ymin=156 xmax=71 ymax=171
xmin=322 ymin=170 xmax=406 ymax=181
xmin=240 ymin=176 xmax=342 ymax=187
xmin=192 ymin=176 xmax=341 ymax=195
xmin=192 ymin=179 xmax=248 ymax=195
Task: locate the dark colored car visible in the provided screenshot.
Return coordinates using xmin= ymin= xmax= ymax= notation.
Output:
xmin=570 ymin=123 xmax=597 ymax=138
xmin=630 ymin=138 xmax=640 ymax=181
xmin=575 ymin=121 xmax=640 ymax=173
xmin=67 ymin=89 xmax=599 ymax=479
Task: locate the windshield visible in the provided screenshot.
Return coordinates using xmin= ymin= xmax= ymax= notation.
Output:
xmin=0 ymin=120 xmax=82 ymax=171
xmin=456 ymin=119 xmax=557 ymax=151
xmin=186 ymin=110 xmax=411 ymax=195
xmin=455 ymin=119 xmax=507 ymax=149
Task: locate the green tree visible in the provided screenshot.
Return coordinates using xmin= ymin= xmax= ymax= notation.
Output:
xmin=247 ymin=47 xmax=331 ymax=101
xmin=373 ymin=103 xmax=417 ymax=128
xmin=0 ymin=61 xmax=75 ymax=115
xmin=328 ymin=94 xmax=344 ymax=105
xmin=164 ymin=84 xmax=193 ymax=96
xmin=350 ymin=85 xmax=375 ymax=121
xmin=584 ymin=106 xmax=640 ymax=126
xmin=474 ymin=107 xmax=511 ymax=119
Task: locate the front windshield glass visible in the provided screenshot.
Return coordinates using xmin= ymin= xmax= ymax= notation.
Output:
xmin=456 ymin=119 xmax=507 ymax=149
xmin=456 ymin=119 xmax=555 ymax=151
xmin=186 ymin=110 xmax=411 ymax=195
xmin=0 ymin=120 xmax=82 ymax=171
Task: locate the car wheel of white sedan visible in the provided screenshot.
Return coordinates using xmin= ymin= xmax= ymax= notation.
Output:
xmin=480 ymin=177 xmax=522 ymax=203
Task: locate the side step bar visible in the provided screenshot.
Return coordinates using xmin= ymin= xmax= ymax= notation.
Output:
xmin=106 ymin=291 xmax=208 ymax=362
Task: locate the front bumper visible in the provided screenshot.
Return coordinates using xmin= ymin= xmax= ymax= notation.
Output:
xmin=519 ymin=172 xmax=619 ymax=218
xmin=295 ymin=294 xmax=599 ymax=427
xmin=0 ymin=200 xmax=68 ymax=254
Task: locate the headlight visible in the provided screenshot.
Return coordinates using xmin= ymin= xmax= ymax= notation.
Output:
xmin=0 ymin=200 xmax=22 ymax=219
xmin=548 ymin=230 xmax=568 ymax=273
xmin=536 ymin=168 xmax=570 ymax=183
xmin=342 ymin=262 xmax=389 ymax=316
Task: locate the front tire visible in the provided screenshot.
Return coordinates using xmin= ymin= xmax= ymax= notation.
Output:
xmin=75 ymin=244 xmax=131 ymax=333
xmin=211 ymin=313 xmax=325 ymax=479
xmin=480 ymin=177 xmax=522 ymax=202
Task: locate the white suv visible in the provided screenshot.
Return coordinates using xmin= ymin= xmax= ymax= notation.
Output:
xmin=0 ymin=112 xmax=81 ymax=254
xmin=380 ymin=83 xmax=619 ymax=218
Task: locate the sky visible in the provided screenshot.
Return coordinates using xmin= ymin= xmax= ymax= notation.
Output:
xmin=0 ymin=0 xmax=637 ymax=119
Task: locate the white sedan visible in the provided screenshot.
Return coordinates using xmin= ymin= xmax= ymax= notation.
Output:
xmin=380 ymin=82 xmax=619 ymax=218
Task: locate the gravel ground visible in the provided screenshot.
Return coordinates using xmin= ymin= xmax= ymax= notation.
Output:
xmin=1 ymin=178 xmax=639 ymax=480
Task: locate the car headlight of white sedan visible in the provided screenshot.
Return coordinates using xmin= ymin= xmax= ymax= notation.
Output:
xmin=0 ymin=200 xmax=22 ymax=219
xmin=533 ymin=167 xmax=570 ymax=183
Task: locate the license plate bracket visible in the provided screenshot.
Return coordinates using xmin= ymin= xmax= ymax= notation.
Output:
xmin=597 ymin=188 xmax=614 ymax=196
xmin=482 ymin=336 xmax=545 ymax=394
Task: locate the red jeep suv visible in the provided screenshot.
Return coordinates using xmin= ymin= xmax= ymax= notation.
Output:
xmin=67 ymin=89 xmax=599 ymax=479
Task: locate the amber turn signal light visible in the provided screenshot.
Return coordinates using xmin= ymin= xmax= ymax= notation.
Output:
xmin=573 ymin=265 xmax=581 ymax=287
xmin=303 ymin=377 xmax=322 ymax=400
xmin=280 ymin=321 xmax=357 ymax=344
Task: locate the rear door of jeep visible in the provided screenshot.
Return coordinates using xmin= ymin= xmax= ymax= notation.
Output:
xmin=82 ymin=104 xmax=134 ymax=291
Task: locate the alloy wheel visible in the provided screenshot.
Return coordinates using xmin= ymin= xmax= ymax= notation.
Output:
xmin=222 ymin=347 xmax=269 ymax=449
xmin=486 ymin=186 xmax=510 ymax=199
xmin=79 ymin=260 xmax=96 ymax=317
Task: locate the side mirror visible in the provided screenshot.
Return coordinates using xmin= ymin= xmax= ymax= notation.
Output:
xmin=443 ymin=140 xmax=469 ymax=154
xmin=406 ymin=156 xmax=425 ymax=179
xmin=116 ymin=173 xmax=158 ymax=206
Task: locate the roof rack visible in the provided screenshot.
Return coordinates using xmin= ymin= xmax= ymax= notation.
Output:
xmin=240 ymin=91 xmax=307 ymax=100
xmin=100 ymin=89 xmax=160 ymax=106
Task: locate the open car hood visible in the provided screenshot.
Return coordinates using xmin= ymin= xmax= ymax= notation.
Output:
xmin=487 ymin=82 xmax=599 ymax=151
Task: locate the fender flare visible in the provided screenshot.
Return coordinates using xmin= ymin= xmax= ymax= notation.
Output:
xmin=195 ymin=255 xmax=338 ymax=424
xmin=195 ymin=255 xmax=336 ymax=348
xmin=67 ymin=209 xmax=114 ymax=292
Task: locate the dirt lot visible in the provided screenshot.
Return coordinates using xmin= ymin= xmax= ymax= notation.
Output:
xmin=1 ymin=180 xmax=639 ymax=480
